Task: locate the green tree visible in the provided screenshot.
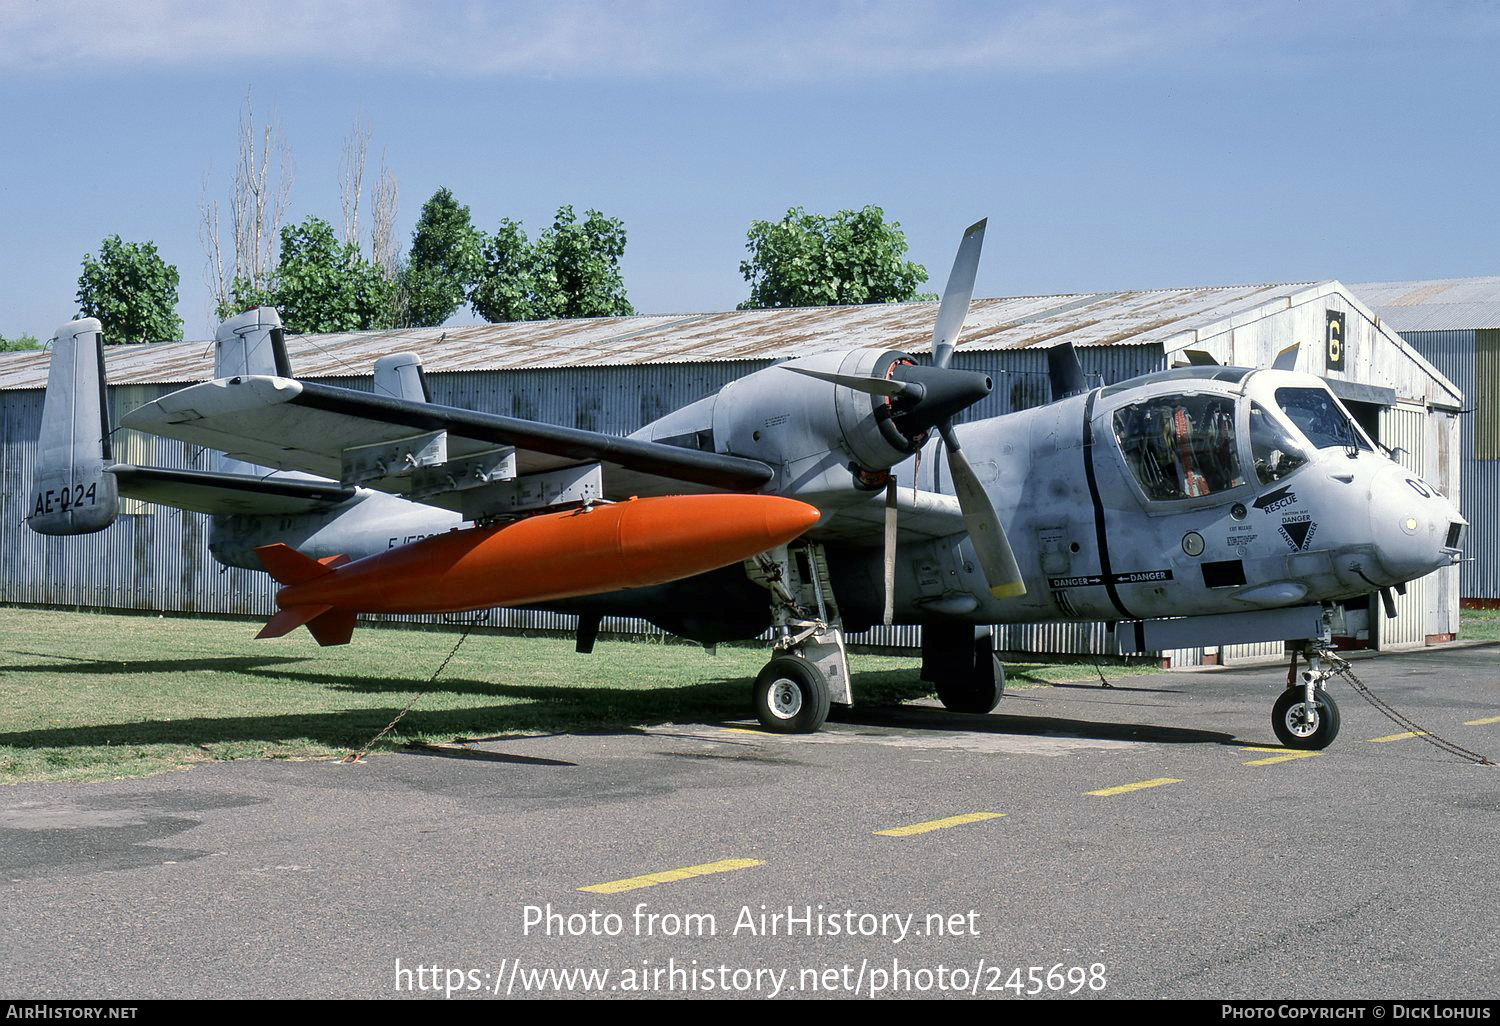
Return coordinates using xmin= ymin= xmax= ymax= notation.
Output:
xmin=737 ymin=206 xmax=932 ymax=310
xmin=470 ymin=205 xmax=633 ymax=323
xmin=76 ymin=235 xmax=184 ymax=344
xmin=267 ymin=216 xmax=395 ymax=334
xmin=0 ymin=333 xmax=42 ymax=352
xmin=404 ymin=187 xmax=483 ymax=327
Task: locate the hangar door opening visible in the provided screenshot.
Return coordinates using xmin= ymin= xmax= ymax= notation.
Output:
xmin=1373 ymin=402 xmax=1432 ymax=651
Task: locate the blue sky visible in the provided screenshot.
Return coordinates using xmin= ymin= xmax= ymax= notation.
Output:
xmin=2 ymin=0 xmax=1498 ymax=340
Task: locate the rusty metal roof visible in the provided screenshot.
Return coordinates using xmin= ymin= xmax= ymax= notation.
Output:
xmin=0 ymin=281 xmax=1333 ymax=391
xmin=1352 ymin=276 xmax=1500 ymax=331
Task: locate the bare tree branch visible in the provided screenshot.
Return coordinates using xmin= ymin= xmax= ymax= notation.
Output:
xmin=339 ymin=114 xmax=371 ymax=250
xmin=370 ymin=149 xmax=400 ymax=278
xmin=199 ymin=89 xmax=293 ymax=321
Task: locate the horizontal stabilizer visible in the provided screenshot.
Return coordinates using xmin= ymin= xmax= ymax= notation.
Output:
xmin=110 ymin=465 xmax=355 ymax=516
xmin=256 ymin=543 xmax=349 ymax=585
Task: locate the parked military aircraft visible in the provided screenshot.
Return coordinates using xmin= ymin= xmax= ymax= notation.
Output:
xmin=29 ymin=221 xmax=1466 ymax=748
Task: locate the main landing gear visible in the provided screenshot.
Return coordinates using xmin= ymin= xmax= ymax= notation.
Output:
xmin=922 ymin=621 xmax=1005 ymax=714
xmin=744 ymin=543 xmax=1005 ymax=732
xmin=1273 ymin=639 xmax=1346 ymax=750
xmin=746 ymin=543 xmax=851 ymax=734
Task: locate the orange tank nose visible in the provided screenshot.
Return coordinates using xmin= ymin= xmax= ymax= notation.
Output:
xmin=612 ymin=493 xmax=822 ymax=579
xmin=261 ymin=493 xmax=823 ymax=621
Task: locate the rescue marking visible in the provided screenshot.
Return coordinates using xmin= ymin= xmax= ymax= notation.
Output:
xmin=874 ymin=812 xmax=1006 ymax=837
xmin=579 ymin=859 xmax=764 ymax=895
xmin=1253 ymin=485 xmax=1298 ymax=512
xmin=1085 ymin=777 xmax=1182 ymax=797
xmin=1463 ymin=716 xmax=1500 ymax=726
xmin=1243 ymin=751 xmax=1322 ymax=766
xmin=1366 ymin=731 xmax=1428 ymax=743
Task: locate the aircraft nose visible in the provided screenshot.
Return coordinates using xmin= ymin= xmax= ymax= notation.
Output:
xmin=1368 ymin=463 xmax=1465 ymax=584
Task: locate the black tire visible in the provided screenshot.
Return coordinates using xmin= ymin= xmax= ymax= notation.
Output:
xmin=1272 ymin=687 xmax=1341 ymax=750
xmin=753 ymin=656 xmax=831 ymax=734
xmin=935 ymin=676 xmax=1003 ymax=715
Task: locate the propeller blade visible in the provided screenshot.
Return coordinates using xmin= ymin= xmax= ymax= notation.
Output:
xmin=930 ymin=218 xmax=986 ymax=370
xmin=781 ymin=364 xmax=924 ymax=400
xmin=945 ymin=440 xmax=1026 ymax=599
xmin=882 ymin=477 xmax=898 ymax=625
xmin=1272 ymin=343 xmax=1299 ymax=371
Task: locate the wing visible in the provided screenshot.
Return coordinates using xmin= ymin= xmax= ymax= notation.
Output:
xmin=120 ymin=376 xmax=773 ymax=515
xmin=109 ymin=465 xmax=356 ymax=516
xmin=806 ymin=486 xmax=967 ymax=544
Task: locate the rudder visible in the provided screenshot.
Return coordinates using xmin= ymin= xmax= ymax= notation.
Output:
xmin=29 ymin=318 xmax=120 ymax=536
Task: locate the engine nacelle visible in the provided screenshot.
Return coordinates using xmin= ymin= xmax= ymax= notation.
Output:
xmin=711 ymin=348 xmax=933 ymax=479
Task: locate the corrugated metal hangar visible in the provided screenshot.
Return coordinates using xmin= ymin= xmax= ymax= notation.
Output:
xmin=0 ymin=278 xmax=1467 ymax=664
xmin=1352 ymin=276 xmax=1500 ymax=603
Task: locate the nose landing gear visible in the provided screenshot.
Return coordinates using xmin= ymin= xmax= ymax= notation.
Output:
xmin=1273 ymin=642 xmax=1347 ymax=750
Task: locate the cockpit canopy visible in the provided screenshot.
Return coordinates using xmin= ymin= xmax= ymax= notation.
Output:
xmin=1107 ymin=370 xmax=1375 ymax=506
xmin=1114 ymin=394 xmax=1244 ymax=501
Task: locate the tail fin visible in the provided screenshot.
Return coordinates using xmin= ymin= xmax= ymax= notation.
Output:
xmin=373 ymin=352 xmax=431 ymax=402
xmin=256 ymin=603 xmax=356 ymax=646
xmin=255 ymin=543 xmax=349 ymax=585
xmin=29 ymin=318 xmax=120 ymax=535
xmin=213 ymin=307 xmax=291 ymax=477
xmin=214 ymin=306 xmax=292 ymax=380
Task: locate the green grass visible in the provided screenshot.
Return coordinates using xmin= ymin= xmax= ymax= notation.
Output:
xmin=1461 ymin=606 xmax=1500 ymax=642
xmin=0 ymin=607 xmax=1157 ymax=785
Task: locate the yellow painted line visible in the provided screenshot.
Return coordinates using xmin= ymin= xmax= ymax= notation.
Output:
xmin=579 ymin=858 xmax=764 ymax=894
xmin=720 ymin=728 xmax=767 ymax=735
xmin=1240 ymin=746 xmax=1289 ymax=753
xmin=1086 ymin=777 xmax=1183 ymax=797
xmin=1366 ymin=731 xmax=1428 ymax=743
xmin=875 ymin=812 xmax=1006 ymax=837
xmin=1244 ymin=751 xmax=1322 ymax=766
xmin=1464 ymin=715 xmax=1500 ymax=726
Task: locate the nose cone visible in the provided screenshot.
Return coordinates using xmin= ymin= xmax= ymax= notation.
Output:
xmin=890 ymin=365 xmax=993 ymax=436
xmin=1368 ymin=464 xmax=1464 ymax=584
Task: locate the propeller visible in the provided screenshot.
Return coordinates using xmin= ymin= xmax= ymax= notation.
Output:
xmin=778 ymin=218 xmax=1028 ymax=619
xmin=924 ymin=219 xmax=1026 ymax=606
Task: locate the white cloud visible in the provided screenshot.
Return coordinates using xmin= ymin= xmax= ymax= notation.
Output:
xmin=0 ymin=0 xmax=1462 ymax=80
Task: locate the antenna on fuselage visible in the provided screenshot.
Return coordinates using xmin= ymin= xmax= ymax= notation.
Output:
xmin=1047 ymin=342 xmax=1088 ymax=401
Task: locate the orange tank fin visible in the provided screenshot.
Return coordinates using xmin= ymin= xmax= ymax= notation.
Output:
xmin=256 ymin=603 xmax=356 ymax=646
xmin=257 ymin=603 xmax=333 ymax=639
xmin=305 ymin=607 xmax=357 ymax=647
xmin=256 ymin=543 xmax=349 ymax=585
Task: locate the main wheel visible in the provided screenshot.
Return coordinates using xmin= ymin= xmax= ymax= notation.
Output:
xmin=935 ymin=675 xmax=1003 ymax=715
xmin=1272 ymin=687 xmax=1341 ymax=750
xmin=753 ymin=656 xmax=831 ymax=734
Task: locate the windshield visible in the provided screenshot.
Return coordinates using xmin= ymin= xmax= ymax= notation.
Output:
xmin=1275 ymin=387 xmax=1371 ymax=452
xmin=1113 ymin=394 xmax=1245 ymax=501
xmin=1249 ymin=402 xmax=1308 ymax=484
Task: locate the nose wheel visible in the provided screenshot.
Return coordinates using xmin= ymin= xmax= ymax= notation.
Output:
xmin=1272 ymin=647 xmax=1344 ymax=750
